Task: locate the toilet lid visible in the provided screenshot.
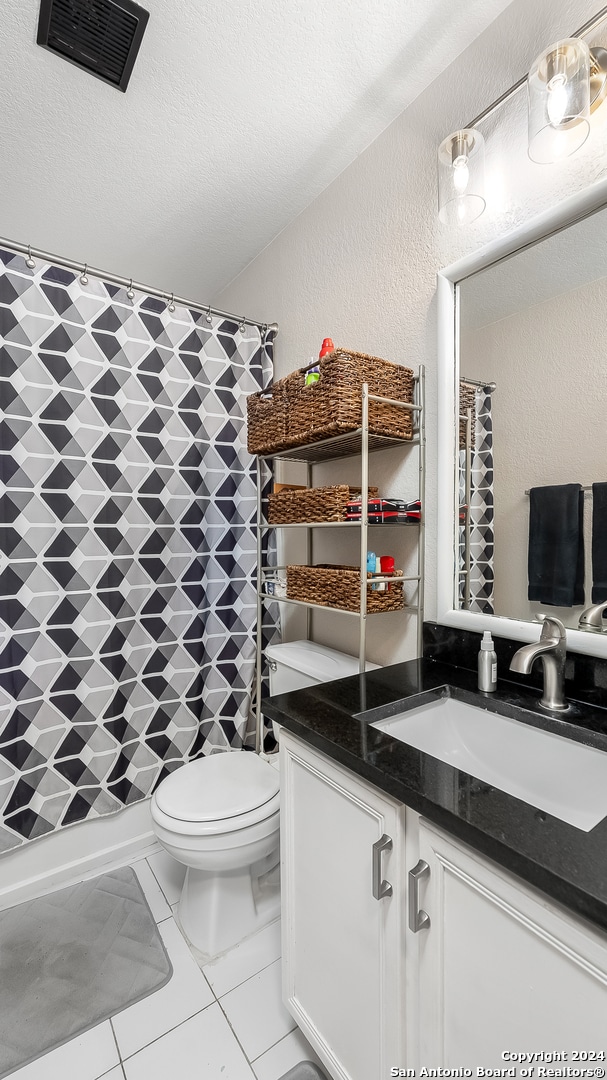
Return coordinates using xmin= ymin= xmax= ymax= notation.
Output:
xmin=155 ymin=752 xmax=280 ymax=822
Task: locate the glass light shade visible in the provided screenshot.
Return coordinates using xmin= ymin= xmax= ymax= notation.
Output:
xmin=438 ymin=129 xmax=486 ymax=226
xmin=528 ymin=38 xmax=591 ymax=163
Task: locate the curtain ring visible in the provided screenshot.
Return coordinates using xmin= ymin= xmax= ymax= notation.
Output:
xmin=25 ymin=245 xmax=36 ymax=269
xmin=80 ymin=263 xmax=89 ymax=286
xmin=239 ymin=316 xmax=246 ymax=332
xmin=167 ymin=292 xmax=176 ymax=313
xmin=126 ymin=278 xmax=135 ymax=300
xmin=206 ymin=306 xmax=213 ymax=325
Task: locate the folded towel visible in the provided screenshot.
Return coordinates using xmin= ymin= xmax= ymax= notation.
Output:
xmin=528 ymin=484 xmax=584 ymax=607
xmin=592 ymin=483 xmax=607 ymax=603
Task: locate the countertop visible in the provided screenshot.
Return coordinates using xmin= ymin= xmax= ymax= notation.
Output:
xmin=263 ymin=656 xmax=607 ymax=935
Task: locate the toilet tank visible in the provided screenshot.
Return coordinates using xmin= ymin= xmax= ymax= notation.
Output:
xmin=265 ymin=640 xmax=380 ymax=696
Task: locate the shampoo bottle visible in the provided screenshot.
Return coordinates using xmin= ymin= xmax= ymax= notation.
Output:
xmin=478 ymin=631 xmax=497 ymax=692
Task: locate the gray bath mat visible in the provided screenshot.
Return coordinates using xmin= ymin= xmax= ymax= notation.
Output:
xmin=279 ymin=1064 xmax=328 ymax=1080
xmin=0 ymin=865 xmax=172 ymax=1078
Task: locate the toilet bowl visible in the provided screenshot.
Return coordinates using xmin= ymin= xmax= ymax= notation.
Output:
xmin=150 ymin=751 xmax=280 ymax=958
xmin=150 ymin=641 xmax=378 ymax=959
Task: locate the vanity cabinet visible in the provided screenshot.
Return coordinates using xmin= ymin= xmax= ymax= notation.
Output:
xmin=281 ymin=730 xmax=607 ymax=1080
xmin=280 ymin=731 xmax=408 ymax=1080
xmin=416 ymin=819 xmax=607 ymax=1068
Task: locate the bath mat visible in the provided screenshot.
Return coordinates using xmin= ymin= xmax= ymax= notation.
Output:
xmin=279 ymin=1063 xmax=328 ymax=1080
xmin=0 ymin=865 xmax=173 ymax=1078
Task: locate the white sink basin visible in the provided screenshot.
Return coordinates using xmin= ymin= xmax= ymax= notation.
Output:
xmin=371 ymin=696 xmax=607 ymax=832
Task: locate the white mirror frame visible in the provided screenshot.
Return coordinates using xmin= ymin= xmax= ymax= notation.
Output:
xmin=437 ymin=176 xmax=607 ymax=659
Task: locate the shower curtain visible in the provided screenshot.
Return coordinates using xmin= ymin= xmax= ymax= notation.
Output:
xmin=458 ymin=385 xmax=495 ymax=614
xmin=0 ymin=246 xmax=275 ymax=852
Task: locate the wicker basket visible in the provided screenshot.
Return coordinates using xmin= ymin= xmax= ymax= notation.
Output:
xmin=286 ymin=564 xmax=405 ymax=613
xmin=284 ymin=349 xmax=414 ymax=447
xmin=459 ymin=381 xmax=476 ymax=451
xmin=267 ymin=484 xmax=379 ymax=525
xmin=246 ymin=377 xmax=290 ymax=455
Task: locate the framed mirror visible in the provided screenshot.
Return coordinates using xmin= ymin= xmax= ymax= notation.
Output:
xmin=437 ymin=177 xmax=607 ymax=658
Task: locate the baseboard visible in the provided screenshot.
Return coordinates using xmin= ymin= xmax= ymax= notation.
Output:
xmin=0 ymin=800 xmax=161 ymax=910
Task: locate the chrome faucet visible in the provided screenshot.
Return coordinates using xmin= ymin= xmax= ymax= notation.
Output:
xmin=578 ymin=601 xmax=607 ymax=632
xmin=509 ymin=615 xmax=568 ymax=712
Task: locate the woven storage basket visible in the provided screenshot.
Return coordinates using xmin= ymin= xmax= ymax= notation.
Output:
xmin=267 ymin=484 xmax=379 ymax=525
xmin=286 ymin=564 xmax=405 ymax=613
xmin=459 ymin=381 xmax=476 ymax=451
xmin=246 ymin=377 xmax=290 ymax=455
xmin=283 ymin=349 xmax=414 ymax=447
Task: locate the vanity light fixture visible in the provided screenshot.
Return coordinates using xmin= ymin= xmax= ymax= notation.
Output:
xmin=528 ymin=38 xmax=607 ymax=163
xmin=437 ymin=128 xmax=486 ymax=226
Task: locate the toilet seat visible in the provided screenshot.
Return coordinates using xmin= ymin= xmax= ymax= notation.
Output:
xmin=151 ymin=752 xmax=280 ymax=837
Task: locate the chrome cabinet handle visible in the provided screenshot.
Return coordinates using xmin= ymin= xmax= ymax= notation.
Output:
xmin=372 ymin=833 xmax=393 ymax=900
xmin=408 ymin=859 xmax=431 ymax=932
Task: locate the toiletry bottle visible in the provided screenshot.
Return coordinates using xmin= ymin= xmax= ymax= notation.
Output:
xmin=379 ymin=555 xmax=395 ymax=591
xmin=367 ymin=551 xmax=377 ymax=591
xmin=304 ymin=358 xmax=319 ymax=386
xmin=318 ymin=337 xmax=334 ymax=359
xmin=478 ymin=630 xmax=497 ymax=692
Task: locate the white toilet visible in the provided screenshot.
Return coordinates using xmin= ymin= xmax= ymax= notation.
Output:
xmin=150 ymin=640 xmax=378 ymax=958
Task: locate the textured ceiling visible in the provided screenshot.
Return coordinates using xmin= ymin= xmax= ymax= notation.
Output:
xmin=0 ymin=0 xmax=513 ymax=307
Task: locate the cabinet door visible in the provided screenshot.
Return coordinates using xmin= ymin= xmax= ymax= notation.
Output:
xmin=417 ymin=819 xmax=607 ymax=1068
xmin=281 ymin=732 xmax=406 ymax=1080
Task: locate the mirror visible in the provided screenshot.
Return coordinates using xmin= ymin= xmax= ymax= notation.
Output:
xmin=437 ymin=178 xmax=607 ymax=657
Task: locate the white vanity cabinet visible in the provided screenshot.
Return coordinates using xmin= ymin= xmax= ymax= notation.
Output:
xmin=281 ymin=730 xmax=607 ymax=1079
xmin=280 ymin=730 xmax=408 ymax=1080
xmin=416 ymin=820 xmax=607 ymax=1068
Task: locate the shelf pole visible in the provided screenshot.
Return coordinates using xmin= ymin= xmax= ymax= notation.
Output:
xmin=359 ymin=383 xmax=369 ymax=672
xmin=255 ymin=456 xmax=264 ymax=754
xmin=306 ymin=461 xmax=313 ymax=642
xmin=417 ymin=366 xmax=426 ymax=658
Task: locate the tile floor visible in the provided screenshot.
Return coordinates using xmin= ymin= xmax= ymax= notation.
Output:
xmin=10 ymin=849 xmax=324 ymax=1080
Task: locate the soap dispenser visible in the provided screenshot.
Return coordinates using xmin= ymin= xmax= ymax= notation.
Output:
xmin=478 ymin=631 xmax=497 ymax=692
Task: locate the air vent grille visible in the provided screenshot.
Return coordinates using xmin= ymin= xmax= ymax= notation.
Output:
xmin=37 ymin=0 xmax=149 ymax=92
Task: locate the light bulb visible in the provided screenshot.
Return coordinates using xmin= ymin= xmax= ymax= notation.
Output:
xmin=547 ymin=74 xmax=569 ymax=126
xmin=452 ymin=156 xmax=469 ymax=194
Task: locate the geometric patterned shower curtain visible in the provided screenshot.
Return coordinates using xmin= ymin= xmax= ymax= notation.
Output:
xmin=458 ymin=385 xmax=495 ymax=614
xmin=0 ymin=246 xmax=276 ymax=851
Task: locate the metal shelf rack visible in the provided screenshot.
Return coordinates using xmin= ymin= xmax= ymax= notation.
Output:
xmin=254 ymin=366 xmax=425 ymax=751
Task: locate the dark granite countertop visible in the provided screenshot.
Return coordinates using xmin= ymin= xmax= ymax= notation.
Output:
xmin=263 ymin=656 xmax=607 ymax=935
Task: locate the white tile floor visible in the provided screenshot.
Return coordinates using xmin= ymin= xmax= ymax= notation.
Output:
xmin=9 ymin=850 xmax=324 ymax=1080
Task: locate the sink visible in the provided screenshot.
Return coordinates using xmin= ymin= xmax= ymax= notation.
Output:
xmin=371 ymin=695 xmax=607 ymax=831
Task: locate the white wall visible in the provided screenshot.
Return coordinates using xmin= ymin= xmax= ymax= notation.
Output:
xmin=215 ymin=0 xmax=607 ymax=665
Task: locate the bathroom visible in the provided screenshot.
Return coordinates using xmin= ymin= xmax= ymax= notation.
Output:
xmin=2 ymin=0 xmax=607 ymax=1076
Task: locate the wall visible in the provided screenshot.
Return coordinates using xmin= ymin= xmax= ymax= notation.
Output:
xmin=215 ymin=0 xmax=607 ymax=666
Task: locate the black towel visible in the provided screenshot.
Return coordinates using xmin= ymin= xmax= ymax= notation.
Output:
xmin=528 ymin=484 xmax=584 ymax=607
xmin=592 ymin=483 xmax=607 ymax=603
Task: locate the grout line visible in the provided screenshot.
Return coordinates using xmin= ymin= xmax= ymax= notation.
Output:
xmin=249 ymin=1027 xmax=303 ymax=1066
xmin=213 ymin=950 xmax=283 ymax=1000
xmin=119 ymin=1001 xmax=216 ymax=1062
xmin=214 ymin=994 xmax=258 ymax=1068
xmin=106 ymin=1018 xmax=126 ymax=1078
xmin=144 ymin=854 xmax=181 ymax=910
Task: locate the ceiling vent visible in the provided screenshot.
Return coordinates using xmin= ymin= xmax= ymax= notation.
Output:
xmin=37 ymin=0 xmax=149 ymax=92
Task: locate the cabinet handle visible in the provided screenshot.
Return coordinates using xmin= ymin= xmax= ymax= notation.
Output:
xmin=372 ymin=833 xmax=393 ymax=900
xmin=408 ymin=859 xmax=431 ymax=932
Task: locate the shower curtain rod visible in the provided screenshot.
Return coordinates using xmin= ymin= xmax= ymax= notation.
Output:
xmin=0 ymin=236 xmax=278 ymax=336
xmin=461 ymin=376 xmax=497 ymax=391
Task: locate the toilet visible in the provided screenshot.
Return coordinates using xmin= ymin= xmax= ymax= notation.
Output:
xmin=150 ymin=640 xmax=379 ymax=958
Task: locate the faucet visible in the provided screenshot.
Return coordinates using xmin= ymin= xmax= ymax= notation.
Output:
xmin=509 ymin=615 xmax=568 ymax=712
xmin=578 ymin=601 xmax=607 ymax=632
